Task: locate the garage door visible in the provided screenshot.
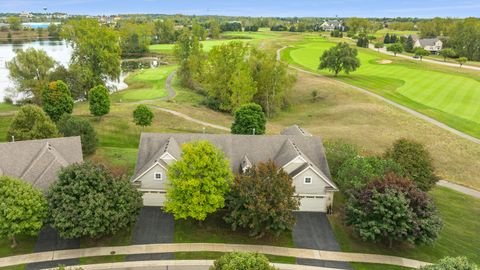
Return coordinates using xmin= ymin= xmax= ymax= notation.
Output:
xmin=142 ymin=191 xmax=166 ymax=207
xmin=297 ymin=195 xmax=326 ymax=212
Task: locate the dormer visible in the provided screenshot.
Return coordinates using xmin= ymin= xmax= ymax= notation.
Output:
xmin=160 ymin=137 xmax=181 ymax=165
xmin=241 ymin=155 xmax=252 ymax=173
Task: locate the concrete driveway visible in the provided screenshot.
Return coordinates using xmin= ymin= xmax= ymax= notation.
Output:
xmin=25 ymin=226 xmax=80 ymax=270
xmin=126 ymin=207 xmax=174 ymax=261
xmin=293 ymin=212 xmax=352 ymax=269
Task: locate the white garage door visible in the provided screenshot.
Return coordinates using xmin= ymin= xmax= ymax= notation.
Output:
xmin=297 ymin=195 xmax=326 ymax=212
xmin=142 ymin=191 xmax=166 ymax=207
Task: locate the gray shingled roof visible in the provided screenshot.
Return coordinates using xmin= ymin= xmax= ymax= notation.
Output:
xmin=132 ymin=132 xmax=333 ymax=184
xmin=418 ymin=38 xmax=440 ymax=47
xmin=0 ymin=137 xmax=83 ymax=190
xmin=281 ymin=125 xmax=312 ymax=136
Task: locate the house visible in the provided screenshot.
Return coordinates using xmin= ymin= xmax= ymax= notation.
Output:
xmin=320 ymin=20 xmax=343 ymax=32
xmin=0 ymin=137 xmax=83 ymax=191
xmin=414 ymin=37 xmax=443 ymax=53
xmin=131 ymin=126 xmax=338 ymax=212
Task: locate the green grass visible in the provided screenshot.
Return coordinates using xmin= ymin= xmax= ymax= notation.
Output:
xmin=111 ymin=65 xmax=177 ymax=102
xmin=283 ymin=35 xmax=480 ymax=138
xmin=329 ymin=187 xmax=480 ymax=265
xmin=174 ymin=211 xmax=295 ymax=264
xmin=0 ymin=116 xmax=13 ymax=142
xmin=0 ymin=103 xmax=17 ymax=113
xmin=351 ymin=263 xmax=413 ymax=270
xmin=374 ymin=28 xmax=419 ymax=37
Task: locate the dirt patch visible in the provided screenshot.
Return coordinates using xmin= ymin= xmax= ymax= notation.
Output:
xmin=378 ymin=59 xmax=393 ymax=64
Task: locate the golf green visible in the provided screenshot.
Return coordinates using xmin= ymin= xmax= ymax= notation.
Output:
xmin=285 ymin=36 xmax=480 ymax=138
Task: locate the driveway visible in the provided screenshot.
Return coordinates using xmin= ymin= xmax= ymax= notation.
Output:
xmin=126 ymin=207 xmax=174 ymax=261
xmin=25 ymin=226 xmax=80 ymax=270
xmin=293 ymin=212 xmax=352 ymax=269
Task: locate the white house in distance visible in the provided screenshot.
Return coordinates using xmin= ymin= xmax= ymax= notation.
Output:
xmin=320 ymin=20 xmax=343 ymax=31
xmin=131 ymin=126 xmax=338 ymax=213
xmin=414 ymin=37 xmax=443 ymax=53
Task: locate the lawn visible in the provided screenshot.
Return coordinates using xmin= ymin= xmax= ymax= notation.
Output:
xmin=174 ymin=211 xmax=296 ymax=264
xmin=111 ymin=65 xmax=176 ymax=102
xmin=329 ymin=187 xmax=480 ymax=265
xmin=282 ymin=35 xmax=480 ymax=139
xmin=0 ymin=103 xmax=17 ymax=113
xmin=374 ymin=28 xmax=419 ymax=37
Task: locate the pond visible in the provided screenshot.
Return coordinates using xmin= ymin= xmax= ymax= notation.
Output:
xmin=0 ymin=39 xmax=127 ymax=101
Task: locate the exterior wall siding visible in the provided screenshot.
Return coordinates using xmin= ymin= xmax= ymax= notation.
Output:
xmin=292 ymin=167 xmax=328 ymax=195
xmin=137 ymin=163 xmax=168 ymax=190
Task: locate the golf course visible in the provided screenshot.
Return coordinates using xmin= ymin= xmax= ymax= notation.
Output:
xmin=282 ymin=35 xmax=480 ymax=138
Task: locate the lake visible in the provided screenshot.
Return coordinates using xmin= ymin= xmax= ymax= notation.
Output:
xmin=0 ymin=40 xmax=127 ymax=101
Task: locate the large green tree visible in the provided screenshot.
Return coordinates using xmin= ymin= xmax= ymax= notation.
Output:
xmin=174 ymin=29 xmax=205 ymax=89
xmin=119 ymin=20 xmax=153 ymax=55
xmin=225 ymin=161 xmax=300 ymax=238
xmin=444 ymin=18 xmax=480 ymax=61
xmin=47 ymin=162 xmax=143 ymax=239
xmin=387 ymin=43 xmax=404 ymax=56
xmin=438 ymin=48 xmax=457 ymax=62
xmin=6 ymin=48 xmax=56 ymax=104
xmin=7 ymin=105 xmax=59 ymax=141
xmin=165 ymin=141 xmax=233 ymax=221
xmin=318 ymin=43 xmax=361 ymax=76
xmin=62 ymin=18 xmax=121 ymax=95
xmin=230 ymin=103 xmax=266 ymax=135
xmin=210 ymin=252 xmax=276 ymax=270
xmin=229 ymin=63 xmax=257 ymax=112
xmin=324 ymin=140 xmax=360 ymax=179
xmin=42 ymin=80 xmax=74 ymax=122
xmin=154 ymin=19 xmax=176 ymax=44
xmin=0 ymin=176 xmax=48 ymax=247
xmin=414 ymin=47 xmax=431 ymax=60
xmin=88 ymin=85 xmax=110 ymax=118
xmin=346 ymin=173 xmax=442 ymax=247
xmin=385 ymin=138 xmax=438 ymax=191
xmin=420 ymin=257 xmax=478 ymax=270
xmin=7 ymin=17 xmax=22 ymax=31
xmin=57 ymin=114 xmax=98 ymax=156
xmin=132 ymin=104 xmax=154 ymax=128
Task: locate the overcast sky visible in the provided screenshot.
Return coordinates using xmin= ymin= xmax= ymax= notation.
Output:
xmin=1 ymin=0 xmax=479 ymax=18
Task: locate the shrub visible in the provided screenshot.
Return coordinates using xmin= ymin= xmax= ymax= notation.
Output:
xmin=132 ymin=104 xmax=154 ymax=128
xmin=0 ymin=176 xmax=48 ymax=247
xmin=7 ymin=104 xmax=59 ymax=141
xmin=57 ymin=114 xmax=98 ymax=155
xmin=210 ymin=252 xmax=277 ymax=270
xmin=385 ymin=138 xmax=438 ymax=191
xmin=420 ymin=257 xmax=478 ymax=270
xmin=346 ymin=173 xmax=443 ymax=247
xmin=225 ymin=161 xmax=300 ymax=238
xmin=42 ymin=80 xmax=74 ymax=122
xmin=88 ymin=85 xmax=110 ymax=118
xmin=231 ymin=103 xmax=266 ymax=135
xmin=47 ymin=162 xmax=143 ymax=239
xmin=324 ymin=140 xmax=359 ymax=179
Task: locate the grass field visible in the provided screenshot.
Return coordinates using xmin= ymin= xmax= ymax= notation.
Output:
xmin=111 ymin=65 xmax=176 ymax=102
xmin=282 ymin=35 xmax=480 ymax=139
xmin=374 ymin=28 xmax=419 ymax=37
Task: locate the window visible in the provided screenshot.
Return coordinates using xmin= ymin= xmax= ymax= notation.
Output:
xmin=304 ymin=176 xmax=312 ymax=184
xmin=154 ymin=172 xmax=163 ymax=181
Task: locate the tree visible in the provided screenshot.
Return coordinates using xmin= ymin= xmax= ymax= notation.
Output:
xmin=457 ymin=57 xmax=468 ymax=67
xmin=62 ymin=19 xmax=121 ymax=95
xmin=374 ymin=42 xmax=384 ymax=52
xmin=174 ymin=29 xmax=205 ymax=89
xmin=132 ymin=104 xmax=154 ymax=128
xmin=6 ymin=48 xmax=56 ymax=104
xmin=413 ymin=47 xmax=430 ymax=60
xmin=119 ymin=21 xmax=152 ymax=55
xmin=331 ymin=29 xmax=343 ymax=38
xmin=57 ymin=114 xmax=98 ymax=155
xmin=446 ymin=18 xmax=480 ymax=61
xmin=404 ymin=35 xmax=415 ymax=52
xmin=319 ymin=43 xmax=361 ymax=76
xmin=192 ymin=23 xmax=207 ymax=41
xmin=0 ymin=176 xmax=48 ymax=247
xmin=420 ymin=257 xmax=478 ymax=270
xmin=7 ymin=17 xmax=22 ymax=31
xmin=7 ymin=105 xmax=58 ymax=141
xmin=385 ymin=139 xmax=438 ymax=191
xmin=154 ymin=19 xmax=176 ymax=44
xmin=231 ymin=103 xmax=266 ymax=135
xmin=229 ymin=63 xmax=257 ymax=112
xmin=356 ymin=34 xmax=369 ymax=48
xmin=345 ymin=17 xmax=370 ymax=34
xmin=210 ymin=21 xmax=221 ymax=39
xmin=324 ymin=140 xmax=360 ymax=180
xmin=346 ymin=173 xmax=443 ymax=247
xmin=438 ymin=48 xmax=456 ymax=62
xmin=42 ymin=81 xmax=74 ymax=122
xmin=88 ymin=85 xmax=110 ymax=118
xmin=225 ymin=161 xmax=299 ymax=238
xmin=387 ymin=43 xmax=404 ymax=56
xmin=48 ymin=23 xmax=61 ymax=39
xmin=47 ymin=162 xmax=143 ymax=239
xmin=384 ymin=33 xmax=391 ymax=44
xmin=336 ymin=156 xmax=404 ymax=193
xmin=210 ymin=252 xmax=277 ymax=270
xmin=165 ymin=141 xmax=233 ymax=221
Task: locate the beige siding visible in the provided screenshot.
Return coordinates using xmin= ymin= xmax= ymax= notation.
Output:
xmin=292 ymin=167 xmax=329 ymax=195
xmin=136 ymin=163 xmax=168 ymax=190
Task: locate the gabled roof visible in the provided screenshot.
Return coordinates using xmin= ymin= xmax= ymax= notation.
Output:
xmin=0 ymin=137 xmax=83 ymax=190
xmin=281 ymin=125 xmax=312 ymax=136
xmin=418 ymin=38 xmax=441 ymax=47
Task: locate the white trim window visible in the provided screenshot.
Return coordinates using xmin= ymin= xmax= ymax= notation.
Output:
xmin=304 ymin=176 xmax=312 ymax=184
xmin=154 ymin=172 xmax=163 ymax=181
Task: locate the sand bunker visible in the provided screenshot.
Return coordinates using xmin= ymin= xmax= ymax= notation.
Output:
xmin=378 ymin=59 xmax=393 ymax=64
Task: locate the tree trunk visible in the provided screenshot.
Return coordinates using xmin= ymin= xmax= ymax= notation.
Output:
xmin=11 ymin=235 xmax=17 ymax=248
xmin=388 ymin=238 xmax=393 ymax=248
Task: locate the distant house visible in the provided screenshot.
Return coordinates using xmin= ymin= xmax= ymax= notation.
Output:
xmin=414 ymin=37 xmax=443 ymax=53
xmin=0 ymin=137 xmax=83 ymax=191
xmin=132 ymin=126 xmax=338 ymax=212
xmin=320 ymin=20 xmax=343 ymax=32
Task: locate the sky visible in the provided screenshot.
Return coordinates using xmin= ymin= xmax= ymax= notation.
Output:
xmin=1 ymin=0 xmax=479 ymax=18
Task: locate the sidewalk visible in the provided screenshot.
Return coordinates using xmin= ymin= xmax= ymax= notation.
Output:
xmin=0 ymin=243 xmax=431 ymax=269
xmin=438 ymin=180 xmax=480 ymax=199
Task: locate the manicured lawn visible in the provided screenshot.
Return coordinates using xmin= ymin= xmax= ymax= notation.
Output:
xmin=328 ymin=187 xmax=480 ymax=265
xmin=283 ymin=35 xmax=480 ymax=139
xmin=374 ymin=28 xmax=419 ymax=37
xmin=0 ymin=103 xmax=17 ymax=113
xmin=174 ymin=211 xmax=296 ymax=264
xmin=0 ymin=116 xmax=13 ymax=142
xmin=111 ymin=65 xmax=176 ymax=102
